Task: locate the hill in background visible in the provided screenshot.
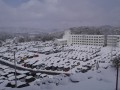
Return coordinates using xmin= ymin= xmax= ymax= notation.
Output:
xmin=69 ymin=25 xmax=120 ymax=35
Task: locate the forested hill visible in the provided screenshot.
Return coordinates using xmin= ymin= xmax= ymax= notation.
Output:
xmin=69 ymin=25 xmax=120 ymax=35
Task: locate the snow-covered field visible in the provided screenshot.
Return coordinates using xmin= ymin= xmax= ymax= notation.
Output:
xmin=0 ymin=41 xmax=120 ymax=90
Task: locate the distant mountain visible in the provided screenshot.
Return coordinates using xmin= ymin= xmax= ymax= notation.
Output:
xmin=0 ymin=32 xmax=13 ymax=41
xmin=69 ymin=25 xmax=120 ymax=35
xmin=0 ymin=27 xmax=46 ymax=33
xmin=0 ymin=27 xmax=65 ymax=34
xmin=1 ymin=25 xmax=120 ymax=42
xmin=49 ymin=30 xmax=64 ymax=39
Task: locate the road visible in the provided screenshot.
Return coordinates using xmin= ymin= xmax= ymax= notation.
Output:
xmin=0 ymin=59 xmax=71 ymax=75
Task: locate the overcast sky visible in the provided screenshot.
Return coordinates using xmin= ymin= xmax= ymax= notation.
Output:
xmin=0 ymin=0 xmax=120 ymax=31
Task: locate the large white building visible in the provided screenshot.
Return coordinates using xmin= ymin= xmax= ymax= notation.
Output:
xmin=107 ymin=35 xmax=120 ymax=47
xmin=69 ymin=34 xmax=105 ymax=46
xmin=55 ymin=30 xmax=120 ymax=47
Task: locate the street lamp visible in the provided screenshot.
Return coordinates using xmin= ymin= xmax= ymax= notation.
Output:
xmin=12 ymin=47 xmax=17 ymax=88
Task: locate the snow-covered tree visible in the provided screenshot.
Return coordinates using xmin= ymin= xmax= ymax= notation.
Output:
xmin=112 ymin=56 xmax=120 ymax=90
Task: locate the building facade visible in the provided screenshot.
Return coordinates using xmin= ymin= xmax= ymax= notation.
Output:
xmin=107 ymin=35 xmax=120 ymax=47
xmin=56 ymin=30 xmax=120 ymax=47
xmin=55 ymin=39 xmax=67 ymax=46
xmin=70 ymin=35 xmax=105 ymax=46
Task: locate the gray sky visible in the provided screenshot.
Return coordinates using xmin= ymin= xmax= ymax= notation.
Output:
xmin=0 ymin=0 xmax=120 ymax=31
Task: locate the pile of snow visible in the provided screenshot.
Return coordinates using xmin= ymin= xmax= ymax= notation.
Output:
xmin=69 ymin=72 xmax=89 ymax=83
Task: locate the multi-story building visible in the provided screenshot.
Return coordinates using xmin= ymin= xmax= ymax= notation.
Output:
xmin=70 ymin=34 xmax=105 ymax=46
xmin=107 ymin=35 xmax=120 ymax=47
xmin=55 ymin=30 xmax=120 ymax=47
xmin=62 ymin=30 xmax=105 ymax=46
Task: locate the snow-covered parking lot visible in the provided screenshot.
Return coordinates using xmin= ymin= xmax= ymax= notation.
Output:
xmin=0 ymin=41 xmax=120 ymax=89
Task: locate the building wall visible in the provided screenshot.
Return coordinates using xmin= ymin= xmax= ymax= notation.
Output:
xmin=57 ymin=30 xmax=120 ymax=47
xmin=55 ymin=39 xmax=67 ymax=46
xmin=107 ymin=35 xmax=120 ymax=47
xmin=63 ymin=30 xmax=71 ymax=45
xmin=69 ymin=35 xmax=105 ymax=46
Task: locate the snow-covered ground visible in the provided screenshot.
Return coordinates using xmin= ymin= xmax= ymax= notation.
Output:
xmin=0 ymin=41 xmax=120 ymax=90
xmin=1 ymin=67 xmax=120 ymax=90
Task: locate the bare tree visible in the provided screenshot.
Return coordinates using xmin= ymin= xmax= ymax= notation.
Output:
xmin=112 ymin=56 xmax=120 ymax=90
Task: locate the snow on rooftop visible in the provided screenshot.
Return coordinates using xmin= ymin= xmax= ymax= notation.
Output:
xmin=26 ymin=76 xmax=33 ymax=79
xmin=56 ymin=39 xmax=67 ymax=41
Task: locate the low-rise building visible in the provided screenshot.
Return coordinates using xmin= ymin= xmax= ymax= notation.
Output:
xmin=54 ymin=39 xmax=67 ymax=46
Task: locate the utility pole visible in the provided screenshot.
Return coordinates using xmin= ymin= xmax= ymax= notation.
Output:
xmin=38 ymin=46 xmax=40 ymax=53
xmin=116 ymin=65 xmax=119 ymax=90
xmin=13 ymin=49 xmax=17 ymax=88
xmin=116 ymin=56 xmax=119 ymax=90
xmin=111 ymin=36 xmax=114 ymax=60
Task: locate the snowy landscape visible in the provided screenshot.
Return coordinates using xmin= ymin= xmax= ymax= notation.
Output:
xmin=0 ymin=41 xmax=120 ymax=90
xmin=0 ymin=0 xmax=120 ymax=90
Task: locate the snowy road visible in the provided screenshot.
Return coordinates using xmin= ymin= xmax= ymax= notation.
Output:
xmin=0 ymin=59 xmax=71 ymax=75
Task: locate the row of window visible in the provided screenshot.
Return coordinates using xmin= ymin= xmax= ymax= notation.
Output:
xmin=71 ymin=36 xmax=104 ymax=38
xmin=72 ymin=38 xmax=104 ymax=41
xmin=72 ymin=43 xmax=103 ymax=46
xmin=72 ymin=40 xmax=104 ymax=43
